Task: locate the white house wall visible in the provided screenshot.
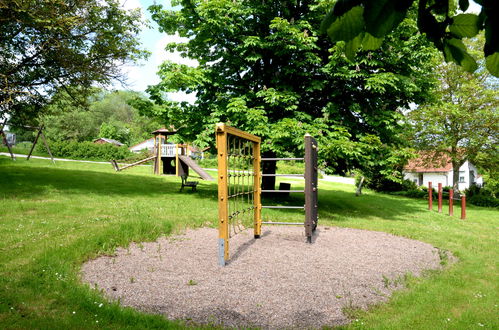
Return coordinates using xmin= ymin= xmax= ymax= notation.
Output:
xmin=424 ymin=173 xmax=449 ymax=188
xmin=404 ymin=160 xmax=480 ymax=191
xmin=129 ymin=139 xmax=155 ymax=153
xmin=451 ymin=161 xmax=479 ymax=190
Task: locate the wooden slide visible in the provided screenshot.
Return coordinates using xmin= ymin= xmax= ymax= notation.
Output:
xmin=178 ymin=155 xmax=214 ymax=180
xmin=110 ymin=156 xmax=156 ymax=172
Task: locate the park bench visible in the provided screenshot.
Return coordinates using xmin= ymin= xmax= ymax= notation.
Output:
xmin=180 ymin=174 xmax=199 ymax=192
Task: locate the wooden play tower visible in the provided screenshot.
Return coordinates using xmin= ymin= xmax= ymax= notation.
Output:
xmin=152 ymin=128 xmax=212 ymax=180
xmin=112 ymin=128 xmax=212 ymax=181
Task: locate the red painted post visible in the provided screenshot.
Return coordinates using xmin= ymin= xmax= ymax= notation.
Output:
xmin=428 ymin=182 xmax=433 ymax=210
xmin=438 ymin=183 xmax=442 ymax=213
xmin=449 ymin=189 xmax=454 ymax=216
xmin=461 ymin=194 xmax=466 ymax=220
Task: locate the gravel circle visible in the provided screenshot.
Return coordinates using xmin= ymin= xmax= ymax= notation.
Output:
xmin=81 ymin=226 xmax=446 ymax=328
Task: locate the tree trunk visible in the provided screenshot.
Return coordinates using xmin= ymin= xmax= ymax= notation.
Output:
xmin=355 ymin=176 xmax=365 ymax=196
xmin=452 ymin=161 xmax=461 ymax=195
xmin=261 ymin=150 xmax=276 ymax=196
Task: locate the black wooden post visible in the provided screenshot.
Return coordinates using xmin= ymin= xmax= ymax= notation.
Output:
xmin=304 ymin=134 xmax=318 ymax=243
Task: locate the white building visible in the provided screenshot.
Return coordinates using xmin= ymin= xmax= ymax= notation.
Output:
xmin=128 ymin=138 xmax=156 ymax=153
xmin=404 ymin=155 xmax=481 ymax=190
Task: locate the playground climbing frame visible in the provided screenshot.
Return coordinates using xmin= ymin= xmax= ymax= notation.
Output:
xmin=216 ymin=124 xmax=319 ymax=265
xmin=216 ymin=123 xmax=261 ymax=266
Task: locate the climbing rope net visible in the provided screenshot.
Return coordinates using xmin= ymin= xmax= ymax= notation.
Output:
xmin=227 ymin=135 xmax=256 ymax=235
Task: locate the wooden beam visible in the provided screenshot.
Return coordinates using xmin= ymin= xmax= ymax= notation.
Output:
xmin=27 ymin=127 xmax=42 ymax=161
xmin=304 ymin=134 xmax=318 ymax=243
xmin=39 ymin=128 xmax=55 ymax=164
xmin=216 ymin=125 xmax=229 ymax=266
xmin=253 ymin=138 xmax=261 ymax=239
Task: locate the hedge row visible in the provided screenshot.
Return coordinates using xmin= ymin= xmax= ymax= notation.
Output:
xmin=37 ymin=140 xmax=133 ymax=161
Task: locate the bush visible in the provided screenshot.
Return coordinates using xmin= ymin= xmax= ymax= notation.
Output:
xmin=405 ymin=189 xmax=428 ymax=199
xmin=467 ymin=195 xmax=499 ymax=208
xmin=197 ymin=156 xmax=218 ymax=168
xmin=361 ymin=174 xmax=407 ymax=192
xmin=465 ymin=184 xmax=499 ymax=208
xmin=37 ymin=140 xmax=133 ymax=161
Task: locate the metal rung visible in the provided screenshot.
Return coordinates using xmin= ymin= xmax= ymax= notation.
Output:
xmin=261 ymin=205 xmax=305 ymax=209
xmin=261 ymin=158 xmax=304 ymax=161
xmin=261 ymin=221 xmax=304 ymax=225
xmin=261 ymin=190 xmax=304 ymax=193
xmin=261 ymin=174 xmax=304 ymax=177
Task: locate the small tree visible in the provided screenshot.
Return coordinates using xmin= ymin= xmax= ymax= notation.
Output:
xmin=408 ymin=41 xmax=498 ymax=191
xmin=0 ymin=0 xmax=147 ymax=124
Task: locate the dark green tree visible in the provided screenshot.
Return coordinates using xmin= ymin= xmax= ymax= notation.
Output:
xmin=321 ymin=0 xmax=499 ymax=77
xmin=148 ymin=0 xmax=439 ymax=189
xmin=0 ymin=0 xmax=148 ymax=125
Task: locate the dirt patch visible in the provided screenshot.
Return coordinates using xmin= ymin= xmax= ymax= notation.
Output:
xmin=81 ymin=226 xmax=448 ymax=328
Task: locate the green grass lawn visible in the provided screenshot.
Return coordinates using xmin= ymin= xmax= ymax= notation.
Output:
xmin=0 ymin=156 xmax=497 ymax=329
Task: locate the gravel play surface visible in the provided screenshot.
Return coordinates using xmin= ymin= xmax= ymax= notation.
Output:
xmin=81 ymin=226 xmax=446 ymax=328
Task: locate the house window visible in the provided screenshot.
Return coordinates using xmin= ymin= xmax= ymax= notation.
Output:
xmin=459 ymin=171 xmax=465 ymax=183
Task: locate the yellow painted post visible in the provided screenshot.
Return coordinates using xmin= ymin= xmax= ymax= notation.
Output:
xmin=216 ymin=123 xmax=229 ymax=265
xmin=253 ymin=140 xmax=261 ymax=238
xmin=157 ymin=134 xmax=163 ymax=175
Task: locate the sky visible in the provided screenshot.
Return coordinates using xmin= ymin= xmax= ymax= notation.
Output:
xmin=118 ymin=0 xmax=482 ymax=99
xmin=117 ymin=0 xmax=197 ymax=103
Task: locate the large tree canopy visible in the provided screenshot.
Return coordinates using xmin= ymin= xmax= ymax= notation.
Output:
xmin=0 ymin=0 xmax=148 ymax=124
xmin=321 ymin=0 xmax=499 ymax=77
xmin=147 ymin=0 xmax=439 ymax=181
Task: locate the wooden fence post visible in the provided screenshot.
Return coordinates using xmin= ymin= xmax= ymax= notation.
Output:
xmin=428 ymin=182 xmax=433 ymax=210
xmin=304 ymin=134 xmax=318 ymax=243
xmin=449 ymin=189 xmax=454 ymax=216
xmin=461 ymin=194 xmax=466 ymax=220
xmin=438 ymin=183 xmax=442 ymax=213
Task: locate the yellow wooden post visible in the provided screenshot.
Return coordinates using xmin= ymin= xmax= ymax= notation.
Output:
xmin=216 ymin=123 xmax=261 ymax=265
xmin=157 ymin=134 xmax=163 ymax=175
xmin=216 ymin=123 xmax=229 ymax=265
xmin=253 ymin=140 xmax=261 ymax=238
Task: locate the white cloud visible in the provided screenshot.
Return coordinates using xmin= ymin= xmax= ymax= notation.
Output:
xmin=153 ymin=33 xmax=198 ymax=103
xmin=119 ymin=0 xmax=142 ymax=11
xmin=154 ymin=33 xmax=198 ymax=68
xmin=167 ymin=91 xmax=197 ymax=104
xmin=112 ymin=2 xmax=198 ymax=104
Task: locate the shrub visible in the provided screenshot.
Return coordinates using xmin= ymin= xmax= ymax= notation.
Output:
xmin=360 ymin=174 xmax=405 ymax=192
xmin=405 ymin=189 xmax=428 ymax=199
xmin=467 ymin=195 xmax=499 ymax=208
xmin=464 ymin=184 xmax=499 ymax=208
xmin=197 ymin=156 xmax=218 ymax=169
xmin=37 ymin=140 xmax=133 ymax=161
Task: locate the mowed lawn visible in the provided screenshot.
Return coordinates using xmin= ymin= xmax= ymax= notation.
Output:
xmin=0 ymin=156 xmax=497 ymax=329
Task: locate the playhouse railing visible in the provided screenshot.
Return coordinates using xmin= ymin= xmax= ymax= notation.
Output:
xmin=160 ymin=144 xmax=176 ymax=157
xmin=160 ymin=144 xmax=190 ymax=157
